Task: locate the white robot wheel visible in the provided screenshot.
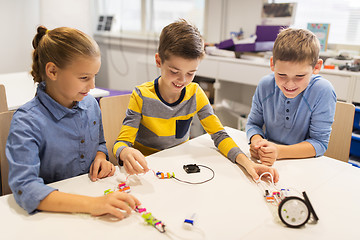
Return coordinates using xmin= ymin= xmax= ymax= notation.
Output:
xmin=278 ymin=196 xmax=310 ymax=228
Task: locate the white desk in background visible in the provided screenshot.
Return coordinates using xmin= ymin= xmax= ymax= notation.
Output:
xmin=0 ymin=71 xmax=110 ymax=110
xmin=0 ymin=127 xmax=359 ymax=240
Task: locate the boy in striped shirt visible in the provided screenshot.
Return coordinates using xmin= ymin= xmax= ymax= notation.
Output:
xmin=113 ymin=19 xmax=278 ymax=182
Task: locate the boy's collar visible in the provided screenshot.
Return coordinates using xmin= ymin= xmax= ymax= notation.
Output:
xmin=154 ymin=76 xmax=186 ymax=107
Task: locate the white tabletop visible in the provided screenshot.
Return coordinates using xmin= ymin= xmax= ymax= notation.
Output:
xmin=0 ymin=127 xmax=359 ymax=240
xmin=0 ymin=71 xmax=110 ymax=110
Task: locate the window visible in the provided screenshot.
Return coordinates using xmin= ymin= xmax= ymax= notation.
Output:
xmin=96 ymin=0 xmax=142 ymax=33
xmin=270 ymin=0 xmax=360 ymax=45
xmin=95 ymin=0 xmax=205 ymax=35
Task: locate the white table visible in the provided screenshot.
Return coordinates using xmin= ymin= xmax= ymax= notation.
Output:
xmin=0 ymin=72 xmax=110 ymax=110
xmin=0 ymin=127 xmax=359 ymax=240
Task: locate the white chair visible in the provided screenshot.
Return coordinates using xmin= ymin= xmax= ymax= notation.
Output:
xmin=99 ymin=94 xmax=131 ymax=165
xmin=324 ymin=101 xmax=355 ymax=162
xmin=0 ymin=111 xmax=14 ymax=195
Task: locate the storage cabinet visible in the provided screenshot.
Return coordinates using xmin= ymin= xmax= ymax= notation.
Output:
xmin=198 ymin=55 xmax=360 ymax=130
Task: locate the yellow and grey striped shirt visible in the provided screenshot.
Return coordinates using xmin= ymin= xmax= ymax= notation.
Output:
xmin=113 ymin=77 xmax=244 ymax=163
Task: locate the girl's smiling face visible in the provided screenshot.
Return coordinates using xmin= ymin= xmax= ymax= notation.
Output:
xmin=270 ymin=56 xmax=322 ymax=99
xmin=45 ymin=56 xmax=101 ymax=108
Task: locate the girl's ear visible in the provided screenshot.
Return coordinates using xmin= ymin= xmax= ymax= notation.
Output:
xmin=312 ymin=59 xmax=323 ymax=74
xmin=270 ymin=56 xmax=275 ymax=72
xmin=45 ymin=62 xmax=58 ymax=81
xmin=155 ymin=53 xmax=162 ymax=68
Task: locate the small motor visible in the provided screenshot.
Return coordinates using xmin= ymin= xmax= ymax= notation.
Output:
xmin=258 ymin=172 xmax=319 ymax=228
xmin=278 ymin=191 xmax=319 ymax=228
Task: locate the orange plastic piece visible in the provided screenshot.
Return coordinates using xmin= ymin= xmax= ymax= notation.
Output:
xmin=324 ymin=65 xmax=335 ymax=69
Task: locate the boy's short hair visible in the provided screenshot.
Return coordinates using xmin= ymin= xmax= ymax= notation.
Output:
xmin=272 ymin=28 xmax=320 ymax=68
xmin=158 ymin=19 xmax=205 ymax=62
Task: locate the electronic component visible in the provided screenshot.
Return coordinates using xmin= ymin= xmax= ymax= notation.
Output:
xmin=104 ymin=182 xmax=131 ymax=195
xmin=156 ymin=171 xmax=175 ymax=179
xmin=183 ymin=213 xmax=197 ymax=230
xmin=257 ymin=172 xmax=319 ymax=228
xmin=104 ymin=189 xmax=113 ymax=195
xmin=183 ymin=164 xmax=200 ymax=173
xmin=278 ymin=196 xmax=310 ymax=228
xmin=135 ymin=206 xmax=166 ymax=233
xmin=118 ymin=182 xmax=131 ymax=193
xmin=156 ymin=164 xmax=214 ymax=184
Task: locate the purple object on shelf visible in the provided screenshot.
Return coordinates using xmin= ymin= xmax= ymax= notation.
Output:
xmin=235 ymin=25 xmax=287 ymax=52
xmin=234 ymin=43 xmax=255 ymax=52
xmin=216 ymin=38 xmax=234 ymax=50
xmin=234 ymin=41 xmax=276 ymax=52
xmin=255 ymin=25 xmax=285 ymax=41
xmin=216 ymin=25 xmax=287 ymax=53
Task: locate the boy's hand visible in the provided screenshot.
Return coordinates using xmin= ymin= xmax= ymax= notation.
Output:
xmin=90 ymin=192 xmax=141 ymax=219
xmin=255 ymin=140 xmax=278 ymax=166
xmin=236 ymin=154 xmax=279 ymax=183
xmin=90 ymin=152 xmax=116 ymax=181
xmin=249 ymin=135 xmax=263 ymax=159
xmin=120 ymin=147 xmax=149 ymax=175
xmin=245 ymin=162 xmax=279 ymax=183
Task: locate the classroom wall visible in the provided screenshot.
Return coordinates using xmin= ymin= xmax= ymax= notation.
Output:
xmin=95 ymin=0 xmax=264 ymax=91
xmin=0 ymin=0 xmax=263 ymax=87
xmin=0 ymin=0 xmax=40 ymax=74
xmin=39 ymin=0 xmax=93 ymax=36
xmin=0 ymin=0 xmax=93 ymax=75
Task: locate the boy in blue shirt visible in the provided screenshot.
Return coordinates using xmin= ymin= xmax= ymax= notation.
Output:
xmin=246 ymin=28 xmax=336 ymax=166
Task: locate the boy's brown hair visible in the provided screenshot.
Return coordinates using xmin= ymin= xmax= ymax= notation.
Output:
xmin=158 ymin=19 xmax=205 ymax=62
xmin=31 ymin=26 xmax=100 ymax=83
xmin=272 ymin=28 xmax=320 ymax=68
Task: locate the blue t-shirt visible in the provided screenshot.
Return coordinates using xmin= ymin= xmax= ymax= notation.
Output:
xmin=6 ymin=82 xmax=108 ymax=213
xmin=246 ymin=73 xmax=336 ymax=157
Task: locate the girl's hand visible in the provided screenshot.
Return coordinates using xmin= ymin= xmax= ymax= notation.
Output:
xmin=90 ymin=152 xmax=115 ymax=181
xmin=89 ymin=192 xmax=141 ymax=219
xmin=119 ymin=147 xmax=149 ymax=175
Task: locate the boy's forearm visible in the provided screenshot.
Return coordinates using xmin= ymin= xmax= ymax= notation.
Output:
xmin=37 ymin=191 xmax=94 ymax=214
xmin=277 ymin=141 xmax=316 ymax=159
xmin=235 ymin=153 xmax=253 ymax=169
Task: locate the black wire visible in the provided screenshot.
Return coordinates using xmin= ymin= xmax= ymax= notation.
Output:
xmin=172 ymin=165 xmax=215 ymax=184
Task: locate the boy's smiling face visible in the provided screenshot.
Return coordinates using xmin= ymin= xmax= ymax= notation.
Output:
xmin=270 ymin=57 xmax=322 ymax=99
xmin=155 ymin=53 xmax=200 ymax=103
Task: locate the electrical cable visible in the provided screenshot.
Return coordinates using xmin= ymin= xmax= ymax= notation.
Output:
xmin=124 ymin=165 xmax=215 ymax=185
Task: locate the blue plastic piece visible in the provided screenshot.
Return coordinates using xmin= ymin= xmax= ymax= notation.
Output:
xmin=184 ymin=219 xmax=194 ymax=225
